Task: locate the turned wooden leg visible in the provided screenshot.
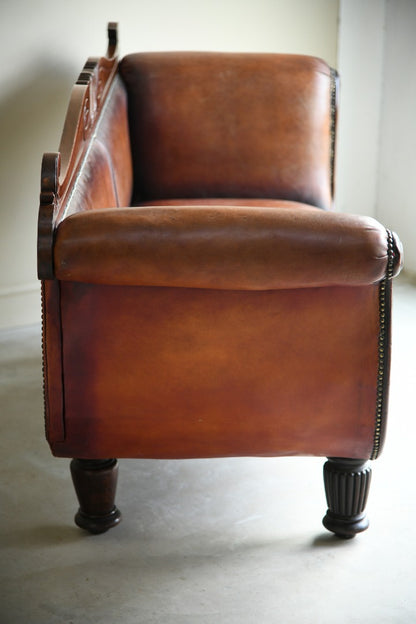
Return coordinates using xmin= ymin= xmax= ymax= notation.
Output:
xmin=322 ymin=457 xmax=372 ymax=539
xmin=70 ymin=458 xmax=122 ymax=534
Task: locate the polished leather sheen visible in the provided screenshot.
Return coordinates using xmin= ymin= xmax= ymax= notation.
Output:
xmin=119 ymin=53 xmax=333 ymax=209
xmin=40 ymin=51 xmax=403 ymax=463
xmin=54 ymin=202 xmax=390 ymax=289
xmin=50 ymin=282 xmax=381 ymax=460
xmin=60 ymin=76 xmax=133 ymax=223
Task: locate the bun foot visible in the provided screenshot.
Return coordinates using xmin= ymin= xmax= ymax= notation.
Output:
xmin=74 ymin=506 xmax=121 ymax=534
xmin=322 ymin=510 xmax=369 ymax=539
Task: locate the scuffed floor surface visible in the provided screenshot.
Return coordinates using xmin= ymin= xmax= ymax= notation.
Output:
xmin=0 ymin=277 xmax=415 ymax=623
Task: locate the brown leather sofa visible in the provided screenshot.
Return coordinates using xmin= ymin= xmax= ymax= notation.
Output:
xmin=38 ymin=24 xmax=403 ymax=538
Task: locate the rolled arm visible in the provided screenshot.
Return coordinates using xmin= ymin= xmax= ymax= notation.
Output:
xmin=54 ymin=203 xmax=403 ymax=290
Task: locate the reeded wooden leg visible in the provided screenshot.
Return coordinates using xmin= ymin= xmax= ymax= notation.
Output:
xmin=322 ymin=457 xmax=372 ymax=539
xmin=70 ymin=458 xmax=122 ymax=534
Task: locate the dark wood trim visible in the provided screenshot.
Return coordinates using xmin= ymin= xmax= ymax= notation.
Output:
xmin=322 ymin=457 xmax=371 ymax=538
xmin=70 ymin=459 xmax=121 ymax=534
xmin=37 ymin=23 xmax=119 ymax=280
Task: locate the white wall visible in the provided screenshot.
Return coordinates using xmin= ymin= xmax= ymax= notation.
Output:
xmin=377 ymin=0 xmax=416 ymax=275
xmin=0 ymin=0 xmax=339 ymax=329
xmin=335 ymin=0 xmax=385 ymax=218
xmin=337 ymin=0 xmax=416 ymax=275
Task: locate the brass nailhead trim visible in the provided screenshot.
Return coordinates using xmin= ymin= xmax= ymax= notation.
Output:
xmin=371 ymin=230 xmax=395 ymax=460
xmin=329 ymin=68 xmax=337 ymax=197
xmin=40 ymin=280 xmax=49 ymax=439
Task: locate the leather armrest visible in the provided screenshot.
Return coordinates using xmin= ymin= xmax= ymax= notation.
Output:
xmin=54 ymin=203 xmax=402 ymax=290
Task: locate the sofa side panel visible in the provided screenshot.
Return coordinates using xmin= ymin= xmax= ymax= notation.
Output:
xmin=51 ymin=283 xmax=382 ymax=460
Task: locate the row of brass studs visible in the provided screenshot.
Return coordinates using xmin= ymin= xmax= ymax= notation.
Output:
xmin=329 ymin=68 xmax=337 ymax=197
xmin=40 ymin=280 xmax=49 ymax=439
xmin=371 ymin=230 xmax=395 ymax=459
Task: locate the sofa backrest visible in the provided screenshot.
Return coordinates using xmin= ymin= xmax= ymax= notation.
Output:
xmin=59 ymin=75 xmax=133 ymax=222
xmin=119 ymin=52 xmax=336 ymax=209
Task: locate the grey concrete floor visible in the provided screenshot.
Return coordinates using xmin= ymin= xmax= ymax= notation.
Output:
xmin=0 ymin=277 xmax=415 ymax=623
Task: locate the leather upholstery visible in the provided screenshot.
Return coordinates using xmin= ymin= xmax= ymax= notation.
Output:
xmin=60 ymin=76 xmax=133 ymax=223
xmin=119 ymin=53 xmax=333 ymax=208
xmin=41 ymin=51 xmax=403 ymax=463
xmin=51 ymin=281 xmax=381 ymax=460
xmin=54 ymin=202 xmax=392 ymax=289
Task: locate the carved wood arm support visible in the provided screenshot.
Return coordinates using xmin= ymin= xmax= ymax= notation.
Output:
xmin=37 ymin=23 xmax=119 ymax=280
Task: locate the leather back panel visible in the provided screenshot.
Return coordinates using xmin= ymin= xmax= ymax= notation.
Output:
xmin=59 ymin=76 xmax=133 ymax=222
xmin=119 ymin=52 xmax=333 ymax=208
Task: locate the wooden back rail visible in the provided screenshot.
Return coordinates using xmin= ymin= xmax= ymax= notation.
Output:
xmin=38 ymin=23 xmax=119 ymax=280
